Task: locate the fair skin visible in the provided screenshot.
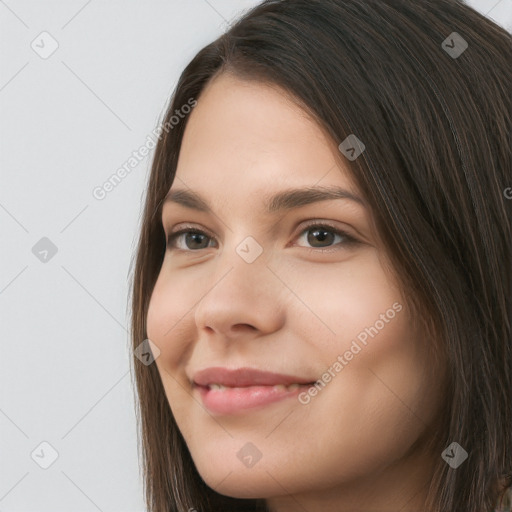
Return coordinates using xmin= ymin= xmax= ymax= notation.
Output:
xmin=146 ymin=72 xmax=446 ymax=511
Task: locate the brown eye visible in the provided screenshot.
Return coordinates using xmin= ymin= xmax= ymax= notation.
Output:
xmin=296 ymin=223 xmax=359 ymax=252
xmin=307 ymin=227 xmax=337 ymax=247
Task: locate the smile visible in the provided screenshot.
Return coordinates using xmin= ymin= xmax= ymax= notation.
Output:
xmin=195 ymin=382 xmax=313 ymax=415
xmin=190 ymin=367 xmax=317 ymax=415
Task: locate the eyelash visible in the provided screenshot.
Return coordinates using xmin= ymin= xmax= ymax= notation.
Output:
xmin=165 ymin=221 xmax=359 ymax=254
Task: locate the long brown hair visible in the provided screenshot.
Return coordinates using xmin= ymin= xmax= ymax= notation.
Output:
xmin=128 ymin=1 xmax=512 ymax=510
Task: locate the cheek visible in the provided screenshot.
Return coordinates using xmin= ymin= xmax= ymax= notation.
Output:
xmin=146 ymin=283 xmax=169 ymax=344
xmin=146 ymin=275 xmax=198 ymax=429
xmin=287 ymin=250 xmax=402 ymax=348
xmin=146 ymin=272 xmax=198 ymax=363
xmin=287 ymin=252 xmax=438 ymax=452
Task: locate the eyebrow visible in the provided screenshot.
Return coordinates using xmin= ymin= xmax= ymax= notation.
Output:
xmin=163 ymin=185 xmax=365 ymax=215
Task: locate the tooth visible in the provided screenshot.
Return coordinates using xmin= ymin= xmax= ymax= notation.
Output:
xmin=209 ymin=384 xmax=227 ymax=391
xmin=273 ymin=384 xmax=287 ymax=391
xmin=287 ymin=383 xmax=299 ymax=391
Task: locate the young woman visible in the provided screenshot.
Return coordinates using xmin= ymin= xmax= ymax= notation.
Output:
xmin=129 ymin=0 xmax=512 ymax=510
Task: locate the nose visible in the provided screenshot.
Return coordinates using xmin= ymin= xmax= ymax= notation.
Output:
xmin=193 ymin=248 xmax=286 ymax=342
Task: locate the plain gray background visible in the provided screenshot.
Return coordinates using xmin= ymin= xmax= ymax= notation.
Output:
xmin=1 ymin=1 xmax=511 ymax=510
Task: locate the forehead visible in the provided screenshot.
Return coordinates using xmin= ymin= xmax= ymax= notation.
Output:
xmin=174 ymin=72 xmax=361 ymax=209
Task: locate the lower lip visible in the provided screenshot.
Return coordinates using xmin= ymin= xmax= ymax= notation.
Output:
xmin=195 ymin=384 xmax=311 ymax=415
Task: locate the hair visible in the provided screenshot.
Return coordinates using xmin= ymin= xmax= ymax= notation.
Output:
xmin=128 ymin=0 xmax=512 ymax=510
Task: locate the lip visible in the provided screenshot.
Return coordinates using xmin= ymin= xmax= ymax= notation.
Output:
xmin=191 ymin=367 xmax=317 ymax=415
xmin=192 ymin=366 xmax=315 ymax=387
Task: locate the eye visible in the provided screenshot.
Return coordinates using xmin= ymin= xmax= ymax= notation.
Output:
xmin=166 ymin=225 xmax=216 ymax=251
xmin=165 ymin=221 xmax=359 ymax=253
xmin=294 ymin=221 xmax=359 ymax=253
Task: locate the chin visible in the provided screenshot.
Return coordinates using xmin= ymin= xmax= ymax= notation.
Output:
xmin=194 ymin=458 xmax=282 ymax=499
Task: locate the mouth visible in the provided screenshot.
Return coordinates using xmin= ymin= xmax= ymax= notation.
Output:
xmin=191 ymin=367 xmax=317 ymax=415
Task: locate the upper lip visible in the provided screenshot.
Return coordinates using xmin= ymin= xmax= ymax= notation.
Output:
xmin=192 ymin=367 xmax=316 ymax=387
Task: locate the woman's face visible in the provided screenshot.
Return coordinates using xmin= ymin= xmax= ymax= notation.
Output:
xmin=147 ymin=72 xmax=445 ymax=510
